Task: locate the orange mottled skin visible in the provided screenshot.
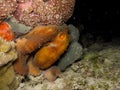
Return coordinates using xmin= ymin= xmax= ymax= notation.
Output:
xmin=34 ymin=27 xmax=70 ymax=69
xmin=28 ymin=58 xmax=41 ymax=76
xmin=14 ymin=25 xmax=59 ymax=75
xmin=16 ymin=25 xmax=58 ymax=54
xmin=14 ymin=25 xmax=70 ymax=81
xmin=13 ymin=52 xmax=29 ymax=75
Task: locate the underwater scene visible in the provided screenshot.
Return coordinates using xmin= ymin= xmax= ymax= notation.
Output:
xmin=0 ymin=0 xmax=120 ymax=90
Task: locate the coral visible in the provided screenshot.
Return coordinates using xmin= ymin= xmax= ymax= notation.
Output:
xmin=13 ymin=25 xmax=58 ymax=75
xmin=14 ymin=0 xmax=75 ymax=26
xmin=34 ymin=27 xmax=70 ymax=69
xmin=16 ymin=0 xmax=29 ymax=3
xmin=0 ymin=37 xmax=17 ymax=67
xmin=0 ymin=0 xmax=17 ymax=22
xmin=0 ymin=22 xmax=14 ymax=41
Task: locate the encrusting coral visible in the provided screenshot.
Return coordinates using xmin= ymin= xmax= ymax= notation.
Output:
xmin=0 ymin=22 xmax=14 ymax=41
xmin=0 ymin=0 xmax=17 ymax=22
xmin=13 ymin=25 xmax=59 ymax=75
xmin=14 ymin=0 xmax=75 ymax=27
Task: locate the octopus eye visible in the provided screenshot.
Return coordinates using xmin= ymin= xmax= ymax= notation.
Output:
xmin=43 ymin=0 xmax=49 ymax=2
xmin=59 ymin=33 xmax=66 ymax=40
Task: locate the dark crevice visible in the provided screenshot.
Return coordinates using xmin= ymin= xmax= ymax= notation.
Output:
xmin=67 ymin=0 xmax=120 ymax=43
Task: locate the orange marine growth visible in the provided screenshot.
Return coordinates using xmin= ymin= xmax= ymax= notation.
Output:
xmin=0 ymin=22 xmax=14 ymax=41
xmin=34 ymin=27 xmax=70 ymax=70
xmin=16 ymin=25 xmax=58 ymax=54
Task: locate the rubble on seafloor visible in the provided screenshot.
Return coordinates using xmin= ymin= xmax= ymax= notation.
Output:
xmin=16 ymin=37 xmax=120 ymax=90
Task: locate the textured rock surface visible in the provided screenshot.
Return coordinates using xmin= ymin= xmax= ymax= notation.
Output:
xmin=14 ymin=0 xmax=75 ymax=27
xmin=5 ymin=17 xmax=31 ymax=37
xmin=0 ymin=64 xmax=19 ymax=90
xmin=58 ymin=42 xmax=83 ymax=71
xmin=16 ymin=38 xmax=120 ymax=90
xmin=0 ymin=37 xmax=17 ymax=67
xmin=68 ymin=24 xmax=80 ymax=42
xmin=0 ymin=0 xmax=17 ymax=22
xmin=58 ymin=25 xmax=83 ymax=71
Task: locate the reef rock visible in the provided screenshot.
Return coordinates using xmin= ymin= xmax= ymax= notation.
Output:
xmin=58 ymin=42 xmax=83 ymax=71
xmin=0 ymin=0 xmax=17 ymax=22
xmin=0 ymin=37 xmax=17 ymax=67
xmin=0 ymin=63 xmax=19 ymax=90
xmin=34 ymin=27 xmax=70 ymax=70
xmin=58 ymin=25 xmax=83 ymax=71
xmin=0 ymin=22 xmax=14 ymax=41
xmin=14 ymin=0 xmax=75 ymax=27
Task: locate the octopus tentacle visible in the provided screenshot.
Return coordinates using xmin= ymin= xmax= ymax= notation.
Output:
xmin=13 ymin=25 xmax=59 ymax=75
xmin=34 ymin=26 xmax=70 ymax=69
xmin=16 ymin=25 xmax=58 ymax=54
xmin=13 ymin=52 xmax=29 ymax=75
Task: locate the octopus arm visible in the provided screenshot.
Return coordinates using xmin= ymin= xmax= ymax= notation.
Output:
xmin=16 ymin=25 xmax=58 ymax=54
xmin=34 ymin=26 xmax=70 ymax=69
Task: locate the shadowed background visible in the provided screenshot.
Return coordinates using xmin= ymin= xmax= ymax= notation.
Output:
xmin=67 ymin=0 xmax=120 ymax=42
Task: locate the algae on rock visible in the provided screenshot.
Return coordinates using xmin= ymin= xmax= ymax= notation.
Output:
xmin=0 ymin=37 xmax=17 ymax=67
xmin=16 ymin=39 xmax=120 ymax=90
xmin=58 ymin=25 xmax=83 ymax=71
xmin=0 ymin=64 xmax=19 ymax=90
xmin=68 ymin=42 xmax=120 ymax=90
xmin=0 ymin=37 xmax=19 ymax=90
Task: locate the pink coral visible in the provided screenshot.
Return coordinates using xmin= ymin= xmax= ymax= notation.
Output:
xmin=0 ymin=0 xmax=17 ymax=22
xmin=14 ymin=0 xmax=75 ymax=27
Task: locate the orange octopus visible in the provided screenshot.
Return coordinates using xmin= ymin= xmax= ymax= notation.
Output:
xmin=13 ymin=25 xmax=70 ymax=81
xmin=34 ymin=27 xmax=70 ymax=69
xmin=13 ymin=25 xmax=58 ymax=75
